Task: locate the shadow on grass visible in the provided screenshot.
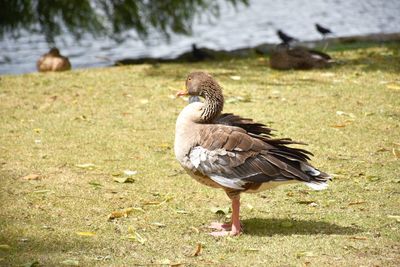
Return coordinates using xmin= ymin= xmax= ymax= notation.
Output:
xmin=242 ymin=218 xmax=361 ymax=236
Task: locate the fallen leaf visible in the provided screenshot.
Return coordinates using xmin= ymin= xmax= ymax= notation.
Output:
xmin=348 ymin=236 xmax=368 ymax=240
xmin=229 ymin=75 xmax=241 ymax=80
xmin=336 ymin=111 xmax=356 ymax=118
xmin=21 ymin=174 xmax=40 ymax=180
xmin=23 ymin=261 xmax=40 ymax=267
xmin=281 ymin=221 xmax=293 ymax=228
xmin=244 ymin=248 xmax=260 ymax=252
xmin=366 ymin=175 xmax=380 ymax=182
xmin=225 ymin=95 xmax=251 ymax=104
xmin=175 ymin=209 xmax=189 ymax=214
xmin=297 ymin=200 xmax=315 ymax=205
xmin=32 ymin=189 xmax=51 ymax=194
xmin=159 ymin=259 xmax=171 ymax=265
xmin=60 ymin=259 xmax=80 ymax=266
xmin=388 ymin=215 xmax=400 ymax=222
xmin=123 ymin=170 xmax=137 ymax=176
xmin=192 ymin=243 xmax=202 ymax=257
xmin=132 ymin=207 xmax=145 ymax=213
xmin=0 ymin=244 xmax=11 ymax=250
xmin=127 ymin=227 xmax=146 ymax=244
xmin=151 ymin=222 xmax=166 ymax=228
xmin=246 ymin=204 xmax=254 ymax=211
xmin=210 ymin=207 xmax=231 ymax=215
xmin=108 ymin=208 xmax=133 ymax=220
xmin=392 ymin=148 xmax=400 ymax=159
xmin=75 ymin=163 xmax=96 ymax=169
xmin=143 ymin=201 xmax=163 ymax=206
xmin=190 ymin=226 xmax=200 ymax=233
xmin=376 ymin=147 xmax=390 ymax=152
xmin=386 ymin=84 xmax=400 ymax=91
xmin=296 ymin=251 xmax=315 ymax=258
xmin=76 ymin=231 xmax=96 ymax=237
xmin=331 ymin=123 xmax=348 ymax=128
xmin=113 ymin=177 xmax=135 ymax=183
xmin=348 ymin=201 xmax=366 ymax=206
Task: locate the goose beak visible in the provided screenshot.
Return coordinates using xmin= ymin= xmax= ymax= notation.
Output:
xmin=176 ymin=90 xmax=189 ymax=97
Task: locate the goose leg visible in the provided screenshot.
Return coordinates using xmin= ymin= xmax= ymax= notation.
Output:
xmin=230 ymin=196 xmax=241 ymax=235
xmin=210 ymin=196 xmax=242 ymax=236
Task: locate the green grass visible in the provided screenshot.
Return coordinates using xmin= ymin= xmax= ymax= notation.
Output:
xmin=1 ymin=42 xmax=399 ymax=267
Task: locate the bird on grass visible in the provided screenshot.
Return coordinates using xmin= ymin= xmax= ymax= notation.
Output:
xmin=276 ymin=30 xmax=298 ymax=45
xmin=269 ymin=43 xmax=333 ymax=70
xmin=174 ymin=72 xmax=331 ymax=236
xmin=37 ymin=47 xmax=71 ymax=72
xmin=315 ymin=23 xmax=333 ymax=37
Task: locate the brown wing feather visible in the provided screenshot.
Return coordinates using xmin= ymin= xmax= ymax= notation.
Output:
xmin=194 ymin=124 xmax=329 ymax=189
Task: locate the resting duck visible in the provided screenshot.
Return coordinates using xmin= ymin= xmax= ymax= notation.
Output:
xmin=175 ymin=72 xmax=331 ymax=236
xmin=37 ymin=48 xmax=71 ymax=72
xmin=270 ymin=44 xmax=333 ymax=70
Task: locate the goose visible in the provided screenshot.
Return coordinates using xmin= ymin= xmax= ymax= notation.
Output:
xmin=174 ymin=72 xmax=331 ymax=236
xmin=37 ymin=48 xmax=71 ymax=72
xmin=270 ymin=43 xmax=333 ymax=70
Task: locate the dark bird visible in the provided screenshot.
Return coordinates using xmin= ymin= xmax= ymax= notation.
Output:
xmin=191 ymin=44 xmax=213 ymax=62
xmin=37 ymin=47 xmax=71 ymax=72
xmin=276 ymin=30 xmax=298 ymax=44
xmin=270 ymin=43 xmax=333 ymax=70
xmin=315 ymin=23 xmax=333 ymax=37
xmin=175 ymin=72 xmax=331 ymax=236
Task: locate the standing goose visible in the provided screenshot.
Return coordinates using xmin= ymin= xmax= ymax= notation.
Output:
xmin=174 ymin=72 xmax=331 ymax=236
xmin=37 ymin=47 xmax=71 ymax=72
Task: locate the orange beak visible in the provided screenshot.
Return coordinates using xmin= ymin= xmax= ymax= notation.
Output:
xmin=176 ymin=90 xmax=189 ymax=97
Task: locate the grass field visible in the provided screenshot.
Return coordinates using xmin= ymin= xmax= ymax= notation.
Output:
xmin=0 ymin=42 xmax=399 ymax=266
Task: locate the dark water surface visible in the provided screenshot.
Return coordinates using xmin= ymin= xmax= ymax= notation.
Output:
xmin=1 ymin=0 xmax=399 ymax=75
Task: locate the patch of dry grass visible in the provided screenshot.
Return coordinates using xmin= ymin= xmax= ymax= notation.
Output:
xmin=0 ymin=42 xmax=399 ymax=266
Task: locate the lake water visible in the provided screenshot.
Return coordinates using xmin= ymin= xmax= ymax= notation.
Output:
xmin=1 ymin=0 xmax=399 ymax=75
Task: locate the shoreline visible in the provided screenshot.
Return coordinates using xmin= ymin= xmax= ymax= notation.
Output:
xmin=115 ymin=32 xmax=400 ymax=65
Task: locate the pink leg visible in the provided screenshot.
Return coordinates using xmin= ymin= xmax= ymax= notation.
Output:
xmin=210 ymin=196 xmax=242 ymax=236
xmin=230 ymin=197 xmax=241 ymax=235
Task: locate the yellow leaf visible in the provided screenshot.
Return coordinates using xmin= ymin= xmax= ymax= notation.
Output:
xmin=386 ymin=84 xmax=400 ymax=91
xmin=108 ymin=208 xmax=133 ymax=220
xmin=75 ymin=163 xmax=96 ymax=169
xmin=76 ymin=231 xmax=96 ymax=236
xmin=392 ymin=148 xmax=400 ymax=159
xmin=229 ymin=75 xmax=241 ymax=80
xmin=21 ymin=174 xmax=40 ymax=180
xmin=192 ymin=243 xmax=202 ymax=257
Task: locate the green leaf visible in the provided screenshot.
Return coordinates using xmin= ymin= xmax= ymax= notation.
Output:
xmin=60 ymin=259 xmax=80 ymax=266
xmin=23 ymin=261 xmax=40 ymax=267
xmin=0 ymin=244 xmax=11 ymax=250
xmin=210 ymin=207 xmax=231 ymax=215
xmin=280 ymin=221 xmax=294 ymax=228
xmin=113 ymin=177 xmax=135 ymax=183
